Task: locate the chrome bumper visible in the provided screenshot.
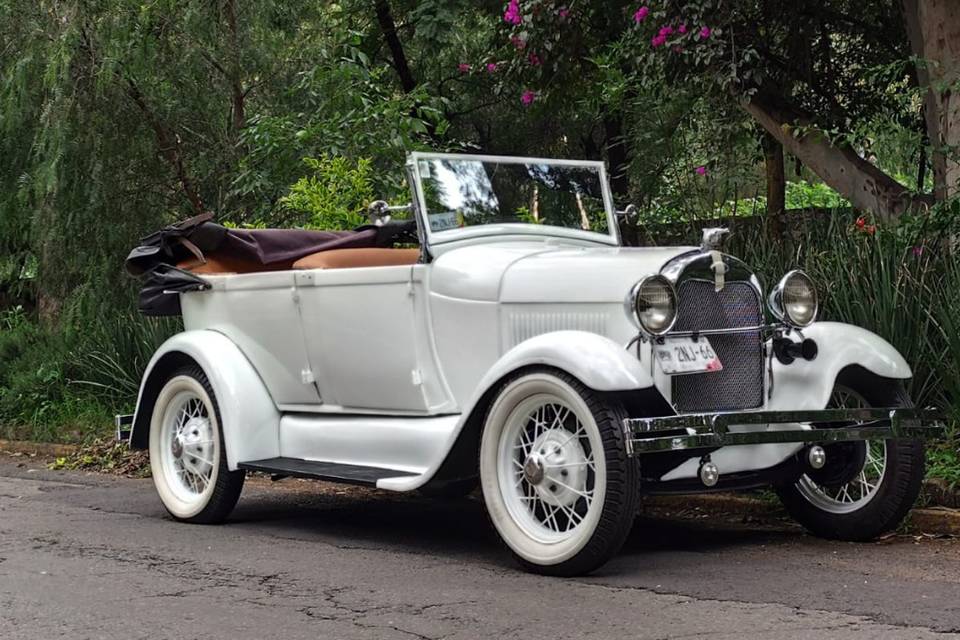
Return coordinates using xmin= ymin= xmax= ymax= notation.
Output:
xmin=624 ymin=408 xmax=944 ymax=455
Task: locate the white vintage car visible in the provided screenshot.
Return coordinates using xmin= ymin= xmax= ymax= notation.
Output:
xmin=122 ymin=152 xmax=941 ymax=575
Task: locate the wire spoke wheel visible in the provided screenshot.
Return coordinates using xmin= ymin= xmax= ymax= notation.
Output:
xmin=796 ymin=387 xmax=887 ymax=514
xmin=775 ymin=370 xmax=925 ymax=542
xmin=480 ymin=370 xmax=638 ymax=576
xmin=164 ymin=393 xmax=217 ymax=501
xmin=149 ymin=367 xmax=244 ymax=523
xmin=503 ymin=399 xmax=597 ymax=541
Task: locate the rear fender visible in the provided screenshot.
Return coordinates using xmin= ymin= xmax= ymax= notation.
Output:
xmin=129 ymin=330 xmax=280 ymax=470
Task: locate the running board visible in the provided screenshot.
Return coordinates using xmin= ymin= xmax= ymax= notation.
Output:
xmin=237 ymin=457 xmax=417 ymax=486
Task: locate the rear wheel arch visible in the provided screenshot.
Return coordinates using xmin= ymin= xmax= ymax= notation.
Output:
xmin=130 ymin=351 xmax=201 ymax=450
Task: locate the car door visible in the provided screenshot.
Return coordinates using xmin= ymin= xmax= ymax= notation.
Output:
xmin=293 ymin=264 xmax=452 ymax=413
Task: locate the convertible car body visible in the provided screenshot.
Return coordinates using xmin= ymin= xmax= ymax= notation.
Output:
xmin=123 ymin=152 xmax=942 ymax=575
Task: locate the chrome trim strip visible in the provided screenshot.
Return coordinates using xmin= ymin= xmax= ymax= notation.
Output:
xmin=623 ymin=408 xmax=944 ymax=454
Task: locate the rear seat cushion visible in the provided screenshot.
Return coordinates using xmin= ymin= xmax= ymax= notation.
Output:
xmin=176 ymin=254 xmax=295 ymax=275
xmin=292 ymin=248 xmax=420 ymax=270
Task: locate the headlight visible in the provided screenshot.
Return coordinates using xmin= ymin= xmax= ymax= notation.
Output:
xmin=629 ymin=275 xmax=678 ymax=335
xmin=769 ymin=270 xmax=818 ymax=327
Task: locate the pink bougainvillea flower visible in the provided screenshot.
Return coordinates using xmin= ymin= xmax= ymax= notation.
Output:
xmin=633 ymin=6 xmax=649 ymax=23
xmin=699 ymin=26 xmax=712 ymax=39
xmin=486 ymin=62 xmax=498 ymax=73
xmin=457 ymin=63 xmax=471 ymax=73
xmin=558 ymin=7 xmax=569 ymax=18
xmin=528 ymin=51 xmax=542 ymax=66
xmin=678 ymin=23 xmax=688 ymax=34
xmin=658 ymin=25 xmax=674 ymax=37
xmin=912 ymin=245 xmax=925 ymax=257
xmin=504 ymin=0 xmax=522 ymax=25
xmin=521 ymin=89 xmax=537 ymax=105
xmin=510 ymin=34 xmax=527 ymax=50
xmin=695 ymin=165 xmax=707 ymax=176
xmin=651 ymin=34 xmax=667 ymax=47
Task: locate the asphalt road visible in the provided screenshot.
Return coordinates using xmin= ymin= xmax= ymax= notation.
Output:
xmin=2 ymin=456 xmax=960 ymax=639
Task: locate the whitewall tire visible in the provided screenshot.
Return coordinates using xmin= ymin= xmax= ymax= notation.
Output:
xmin=149 ymin=366 xmax=245 ymax=523
xmin=480 ymin=370 xmax=638 ymax=575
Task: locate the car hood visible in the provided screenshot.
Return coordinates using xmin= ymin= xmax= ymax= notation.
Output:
xmin=429 ymin=241 xmax=697 ymax=302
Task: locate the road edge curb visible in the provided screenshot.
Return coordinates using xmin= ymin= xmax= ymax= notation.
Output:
xmin=0 ymin=439 xmax=79 ymax=458
xmin=645 ymin=492 xmax=960 ymax=536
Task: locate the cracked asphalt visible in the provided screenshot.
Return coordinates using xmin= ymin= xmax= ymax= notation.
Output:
xmin=2 ymin=456 xmax=960 ymax=639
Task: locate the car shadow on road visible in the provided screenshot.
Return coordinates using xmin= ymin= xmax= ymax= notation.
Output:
xmin=228 ymin=484 xmax=803 ymax=570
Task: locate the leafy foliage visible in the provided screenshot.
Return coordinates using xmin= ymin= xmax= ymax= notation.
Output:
xmin=278 ymin=157 xmax=375 ymax=230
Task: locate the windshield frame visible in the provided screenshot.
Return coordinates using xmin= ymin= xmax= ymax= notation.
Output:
xmin=406 ymin=152 xmax=620 ymax=250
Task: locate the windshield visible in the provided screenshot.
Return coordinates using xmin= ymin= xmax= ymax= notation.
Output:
xmin=413 ymin=155 xmax=613 ymax=240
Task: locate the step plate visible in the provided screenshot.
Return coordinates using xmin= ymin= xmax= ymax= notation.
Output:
xmin=237 ymin=457 xmax=416 ymax=486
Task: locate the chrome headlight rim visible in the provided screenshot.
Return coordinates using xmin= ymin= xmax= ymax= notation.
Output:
xmin=769 ymin=269 xmax=818 ymax=328
xmin=627 ymin=275 xmax=679 ymax=336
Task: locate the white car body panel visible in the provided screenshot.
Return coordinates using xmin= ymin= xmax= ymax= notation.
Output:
xmin=129 ymin=152 xmax=921 ymax=493
xmin=137 ymin=236 xmax=918 ymax=488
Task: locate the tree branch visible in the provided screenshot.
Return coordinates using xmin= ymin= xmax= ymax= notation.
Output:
xmin=123 ymin=77 xmax=206 ymax=215
xmin=742 ymin=91 xmax=932 ymax=220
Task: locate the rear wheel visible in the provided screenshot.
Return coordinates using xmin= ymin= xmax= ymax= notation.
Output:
xmin=149 ymin=365 xmax=245 ymax=523
xmin=479 ymin=370 xmax=638 ymax=576
xmin=775 ymin=371 xmax=924 ymax=541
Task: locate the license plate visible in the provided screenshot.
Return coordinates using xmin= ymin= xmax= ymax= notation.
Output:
xmin=654 ymin=337 xmax=723 ymax=375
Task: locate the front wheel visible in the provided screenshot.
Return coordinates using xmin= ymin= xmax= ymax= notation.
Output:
xmin=479 ymin=370 xmax=639 ymax=576
xmin=149 ymin=365 xmax=245 ymax=523
xmin=775 ymin=371 xmax=924 ymax=541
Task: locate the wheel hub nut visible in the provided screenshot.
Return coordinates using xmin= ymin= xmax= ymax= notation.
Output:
xmin=523 ymin=454 xmax=546 ymax=485
xmin=808 ymin=445 xmax=827 ymax=470
xmin=171 ymin=437 xmax=184 ymax=459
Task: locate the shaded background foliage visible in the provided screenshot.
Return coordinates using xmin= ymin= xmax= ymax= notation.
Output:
xmin=0 ymin=1 xmax=958 ymax=485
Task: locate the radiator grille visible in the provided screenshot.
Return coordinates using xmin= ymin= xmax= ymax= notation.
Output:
xmin=671 ymin=280 xmax=764 ymax=412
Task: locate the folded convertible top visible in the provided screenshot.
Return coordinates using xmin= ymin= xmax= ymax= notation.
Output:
xmin=126 ymin=213 xmax=418 ymax=315
xmin=124 ymin=213 xmax=422 ymax=276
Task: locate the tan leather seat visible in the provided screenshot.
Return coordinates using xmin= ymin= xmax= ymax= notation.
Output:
xmin=292 ymin=248 xmax=420 ymax=270
xmin=177 ymin=254 xmax=295 ymax=275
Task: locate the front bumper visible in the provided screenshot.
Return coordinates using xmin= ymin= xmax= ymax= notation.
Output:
xmin=624 ymin=408 xmax=944 ymax=455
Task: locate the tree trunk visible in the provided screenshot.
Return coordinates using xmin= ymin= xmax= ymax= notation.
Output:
xmin=761 ymin=132 xmax=786 ymax=239
xmin=223 ymin=0 xmax=246 ymax=133
xmin=903 ymin=0 xmax=960 ymax=201
xmin=741 ymin=92 xmax=933 ymax=221
xmin=374 ymin=0 xmax=416 ymax=93
xmin=602 ymin=113 xmax=630 ymax=201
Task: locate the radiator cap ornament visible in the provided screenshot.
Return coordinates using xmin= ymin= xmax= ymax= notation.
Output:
xmin=701 ymin=227 xmax=730 ymax=250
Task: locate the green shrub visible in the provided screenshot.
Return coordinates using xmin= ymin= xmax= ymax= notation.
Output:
xmin=278 ymin=156 xmax=375 ymax=230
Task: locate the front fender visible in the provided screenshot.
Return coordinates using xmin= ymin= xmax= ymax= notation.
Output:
xmin=478 ymin=330 xmax=654 ymax=396
xmin=769 ymin=321 xmax=911 ymax=411
xmin=129 ymin=330 xmax=280 ymax=470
